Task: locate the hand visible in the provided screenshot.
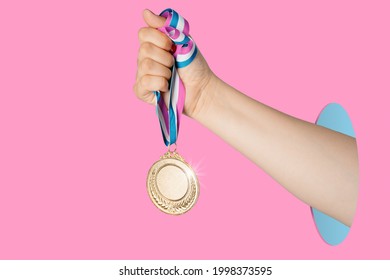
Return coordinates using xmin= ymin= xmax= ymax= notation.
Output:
xmin=133 ymin=9 xmax=216 ymax=118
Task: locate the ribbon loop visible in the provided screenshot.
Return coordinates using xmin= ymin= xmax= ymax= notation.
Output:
xmin=154 ymin=9 xmax=198 ymax=146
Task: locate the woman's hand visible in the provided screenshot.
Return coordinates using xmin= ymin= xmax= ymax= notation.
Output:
xmin=133 ymin=9 xmax=215 ymax=118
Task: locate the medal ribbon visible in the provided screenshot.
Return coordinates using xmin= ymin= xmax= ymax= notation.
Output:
xmin=154 ymin=8 xmax=198 ymax=146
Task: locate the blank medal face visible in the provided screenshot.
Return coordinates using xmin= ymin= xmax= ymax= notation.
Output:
xmin=147 ymin=152 xmax=199 ymax=215
xmin=156 ymin=164 xmax=188 ymax=200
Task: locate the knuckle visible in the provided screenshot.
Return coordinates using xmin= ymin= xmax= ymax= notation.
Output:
xmin=136 ymin=90 xmax=143 ymax=101
xmin=137 ymin=28 xmax=144 ymax=41
xmin=137 ymin=46 xmax=142 ymax=59
xmin=133 ymin=83 xmax=142 ymax=99
xmin=138 ymin=27 xmax=148 ymax=41
xmin=141 ymin=58 xmax=154 ymax=72
xmin=140 ymin=41 xmax=153 ymax=54
xmin=138 ymin=43 xmax=153 ymax=65
xmin=161 ymin=35 xmax=172 ymax=50
xmin=138 ymin=75 xmax=167 ymax=92
xmin=159 ymin=77 xmax=168 ymax=90
xmin=140 ymin=75 xmax=149 ymax=88
xmin=166 ymin=68 xmax=172 ymax=79
xmin=167 ymin=54 xmax=175 ymax=67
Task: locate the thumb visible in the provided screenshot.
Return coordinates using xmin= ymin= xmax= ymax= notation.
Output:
xmin=143 ymin=9 xmax=166 ymax=28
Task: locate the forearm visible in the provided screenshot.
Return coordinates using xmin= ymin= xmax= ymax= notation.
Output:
xmin=191 ymin=75 xmax=358 ymax=226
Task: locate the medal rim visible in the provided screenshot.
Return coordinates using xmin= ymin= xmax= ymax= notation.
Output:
xmin=147 ymin=152 xmax=199 ymax=215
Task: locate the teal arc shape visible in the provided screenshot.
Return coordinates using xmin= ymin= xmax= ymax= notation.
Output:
xmin=312 ymin=103 xmax=356 ymax=246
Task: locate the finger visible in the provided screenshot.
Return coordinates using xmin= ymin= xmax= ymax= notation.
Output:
xmin=138 ymin=27 xmax=172 ymax=51
xmin=137 ymin=75 xmax=169 ymax=95
xmin=138 ymin=42 xmax=174 ymax=68
xmin=133 ymin=75 xmax=168 ymax=105
xmin=143 ymin=9 xmax=166 ymax=28
xmin=133 ymin=82 xmax=156 ymax=105
xmin=138 ymin=58 xmax=172 ymax=81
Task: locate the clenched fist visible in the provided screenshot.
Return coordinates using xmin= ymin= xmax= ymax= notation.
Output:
xmin=133 ymin=9 xmax=215 ymax=118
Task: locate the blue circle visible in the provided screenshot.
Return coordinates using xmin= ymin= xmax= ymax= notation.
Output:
xmin=312 ymin=103 xmax=356 ymax=246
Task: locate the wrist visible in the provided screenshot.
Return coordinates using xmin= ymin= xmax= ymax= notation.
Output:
xmin=186 ymin=73 xmax=220 ymax=121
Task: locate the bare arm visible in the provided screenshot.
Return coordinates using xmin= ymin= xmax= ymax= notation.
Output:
xmin=191 ymin=76 xmax=358 ymax=226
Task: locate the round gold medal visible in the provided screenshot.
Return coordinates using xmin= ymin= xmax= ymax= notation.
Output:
xmin=147 ymin=151 xmax=199 ymax=215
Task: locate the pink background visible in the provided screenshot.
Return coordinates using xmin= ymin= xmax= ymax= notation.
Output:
xmin=0 ymin=0 xmax=389 ymax=259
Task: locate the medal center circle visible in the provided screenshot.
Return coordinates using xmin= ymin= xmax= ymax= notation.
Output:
xmin=156 ymin=164 xmax=188 ymax=200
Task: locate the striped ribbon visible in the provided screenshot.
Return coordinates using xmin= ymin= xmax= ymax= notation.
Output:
xmin=154 ymin=8 xmax=198 ymax=146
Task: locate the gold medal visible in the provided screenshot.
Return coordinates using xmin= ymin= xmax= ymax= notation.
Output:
xmin=147 ymin=150 xmax=199 ymax=215
xmin=147 ymin=9 xmax=200 ymax=215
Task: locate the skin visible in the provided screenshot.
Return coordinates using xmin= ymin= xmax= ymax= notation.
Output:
xmin=134 ymin=9 xmax=359 ymax=227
